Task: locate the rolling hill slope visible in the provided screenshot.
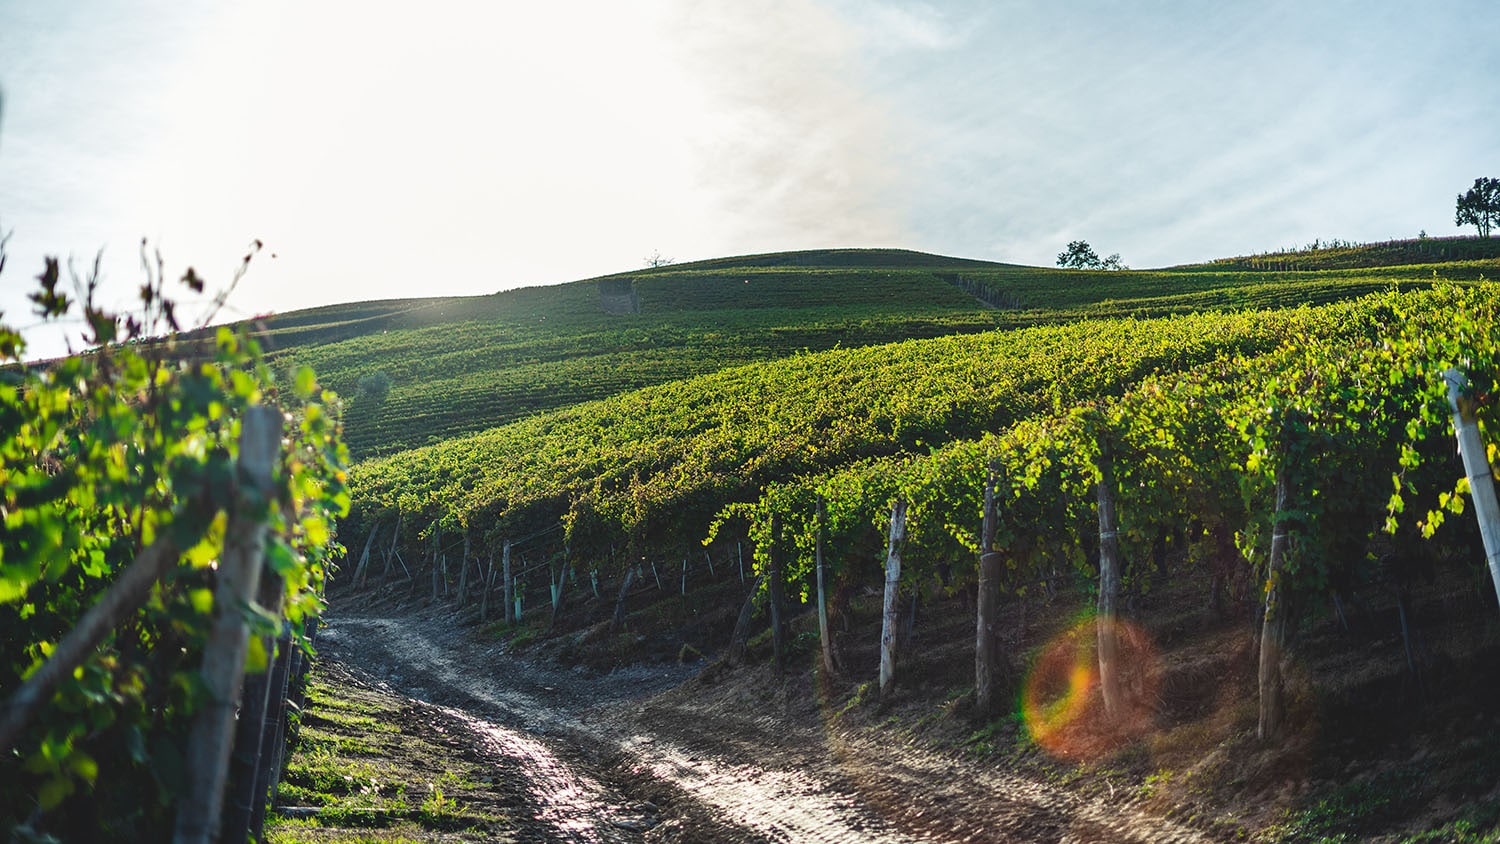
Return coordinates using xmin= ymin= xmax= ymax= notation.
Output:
xmin=252 ymin=247 xmax=1497 ymax=460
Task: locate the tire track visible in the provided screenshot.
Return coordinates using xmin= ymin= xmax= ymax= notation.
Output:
xmin=322 ymin=610 xmax=1224 ymax=843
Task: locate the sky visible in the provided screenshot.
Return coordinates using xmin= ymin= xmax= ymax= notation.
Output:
xmin=1 ymin=0 xmax=1496 ymax=358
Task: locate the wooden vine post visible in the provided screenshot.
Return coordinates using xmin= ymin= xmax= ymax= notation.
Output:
xmin=879 ymin=497 xmax=908 ymax=698
xmin=611 ymin=565 xmax=636 ymax=631
xmin=502 ymin=539 xmax=514 ymax=624
xmin=430 ymin=526 xmax=442 ymax=600
xmin=457 ymin=530 xmax=472 ymax=607
xmin=220 ymin=561 xmax=286 ymax=844
xmin=481 ymin=546 xmax=496 ymax=621
xmin=768 ymin=513 xmax=788 ymax=674
xmin=350 ymin=524 xmax=379 ymax=589
xmin=1444 ymin=368 xmax=1500 ymax=608
xmin=975 ymin=465 xmax=1002 ymax=718
xmin=380 ymin=514 xmax=401 ymax=586
xmin=173 ymin=404 xmax=281 ymax=844
xmin=1095 ymin=438 xmax=1123 ymax=720
xmin=725 ymin=575 xmax=764 ymax=666
xmin=247 ymin=621 xmax=300 ymax=841
xmin=815 ymin=494 xmax=839 ymax=676
xmin=1257 ymin=457 xmax=1295 ymax=741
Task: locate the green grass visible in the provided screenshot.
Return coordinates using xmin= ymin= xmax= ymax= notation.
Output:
xmin=265 ymin=670 xmax=510 ymax=843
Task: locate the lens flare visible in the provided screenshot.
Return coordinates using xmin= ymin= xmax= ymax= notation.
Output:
xmin=1021 ymin=614 xmax=1161 ymax=761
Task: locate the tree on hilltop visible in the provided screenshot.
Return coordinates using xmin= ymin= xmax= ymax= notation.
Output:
xmin=1456 ymin=177 xmax=1500 ymax=238
xmin=1057 ymin=240 xmax=1126 ymax=270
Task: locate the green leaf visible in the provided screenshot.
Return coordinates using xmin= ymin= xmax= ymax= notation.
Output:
xmin=65 ymin=751 xmax=99 ymax=786
xmin=292 ymin=365 xmax=317 ymax=400
xmin=244 ymin=634 xmax=269 ymax=674
xmin=187 ymin=587 xmax=214 ymax=616
xmin=37 ymin=776 xmax=74 ymax=809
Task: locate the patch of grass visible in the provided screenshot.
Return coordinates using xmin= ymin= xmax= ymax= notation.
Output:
xmin=265 ymin=667 xmax=511 ymax=843
xmin=1271 ymin=767 xmax=1427 ymax=842
xmin=1399 ymin=800 xmax=1500 ymax=843
xmin=305 ymin=708 xmax=398 ymax=735
xmin=1137 ymin=767 xmax=1174 ymax=799
xmin=837 ymin=681 xmax=875 ymax=718
xmin=964 ymin=711 xmax=1034 ymax=759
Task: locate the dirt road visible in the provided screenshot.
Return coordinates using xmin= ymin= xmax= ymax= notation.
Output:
xmin=317 ymin=603 xmax=1224 ymax=843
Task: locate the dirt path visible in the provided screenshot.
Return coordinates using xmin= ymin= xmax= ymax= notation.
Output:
xmin=318 ymin=604 xmax=1225 ymax=843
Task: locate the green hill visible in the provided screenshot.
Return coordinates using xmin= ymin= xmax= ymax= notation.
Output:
xmin=253 ymin=247 xmax=1497 ymax=460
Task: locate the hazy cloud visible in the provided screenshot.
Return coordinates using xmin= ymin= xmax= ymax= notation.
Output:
xmin=668 ymin=0 xmax=913 ymax=252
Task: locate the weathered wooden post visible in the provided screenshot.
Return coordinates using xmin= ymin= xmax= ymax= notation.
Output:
xmin=379 ymin=514 xmax=401 ymax=587
xmin=481 ymin=546 xmax=496 ymax=621
xmin=879 ymin=497 xmax=908 ymax=698
xmin=976 ymin=466 xmax=1002 ymax=718
xmin=1096 ymin=439 xmax=1123 ymax=720
xmin=350 ymin=524 xmax=379 ymax=589
xmin=611 ymin=566 xmax=637 ymax=631
xmin=815 ymin=495 xmax=838 ymax=676
xmin=502 ymin=539 xmax=514 ymax=624
xmin=221 ymin=564 xmax=286 ymax=844
xmin=173 ymin=405 xmax=281 ymax=844
xmin=1258 ymin=459 xmax=1295 ymax=741
xmin=456 ymin=531 xmax=471 ymax=607
xmin=1445 ymin=368 xmax=1500 ymax=608
xmin=768 ymin=513 xmax=788 ymax=673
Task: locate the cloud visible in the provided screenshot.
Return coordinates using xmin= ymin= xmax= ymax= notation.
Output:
xmin=667 ymin=0 xmax=913 ymax=252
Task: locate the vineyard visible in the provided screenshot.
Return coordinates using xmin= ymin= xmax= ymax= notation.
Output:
xmin=9 ymin=240 xmax=1500 ymax=841
xmin=258 ymin=248 xmax=1499 ymax=460
xmin=321 ymin=246 xmax=1500 ymax=839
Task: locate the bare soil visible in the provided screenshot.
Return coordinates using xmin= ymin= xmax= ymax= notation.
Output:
xmin=284 ymin=564 xmax=1500 ymax=843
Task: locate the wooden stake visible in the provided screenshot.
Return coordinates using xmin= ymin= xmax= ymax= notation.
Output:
xmin=502 ymin=539 xmax=514 ymax=624
xmin=816 ymin=495 xmax=838 ymax=676
xmin=725 ymin=575 xmax=763 ymax=666
xmin=174 ymin=405 xmax=281 ymax=844
xmin=350 ymin=524 xmax=379 ymax=590
xmin=1096 ymin=438 xmax=1123 ymax=720
xmin=457 ymin=532 xmax=471 ymax=607
xmin=976 ymin=466 xmax=1002 ymax=718
xmin=1258 ymin=461 xmax=1294 ymax=741
xmin=1445 ymin=368 xmax=1500 ymax=608
xmin=380 ymin=514 xmax=401 ymax=587
xmin=879 ymin=498 xmax=908 ymax=698
xmin=220 ymin=566 xmax=286 ymax=844
xmin=768 ymin=514 xmax=787 ymax=674
xmin=612 ymin=567 xmax=637 ymax=631
xmin=481 ymin=547 xmax=495 ymax=621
